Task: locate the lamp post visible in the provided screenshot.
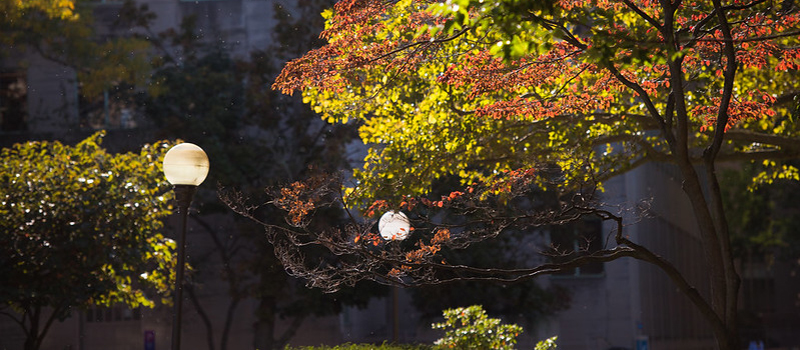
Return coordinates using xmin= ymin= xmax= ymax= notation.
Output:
xmin=378 ymin=211 xmax=410 ymax=343
xmin=162 ymin=143 xmax=209 ymax=350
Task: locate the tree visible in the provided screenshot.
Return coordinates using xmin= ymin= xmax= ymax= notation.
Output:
xmin=3 ymin=0 xmax=153 ymax=92
xmin=1 ymin=0 xmax=155 ymax=132
xmin=262 ymin=1 xmax=800 ymax=349
xmin=0 ymin=132 xmax=175 ymax=350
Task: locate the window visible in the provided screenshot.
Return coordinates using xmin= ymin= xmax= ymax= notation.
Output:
xmin=548 ymin=218 xmax=604 ymax=276
xmin=0 ymin=71 xmax=28 ymax=132
xmin=79 ymin=89 xmax=139 ymax=130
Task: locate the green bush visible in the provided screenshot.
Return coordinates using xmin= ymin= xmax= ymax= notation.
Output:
xmin=282 ymin=305 xmax=558 ymax=350
xmin=432 ymin=305 xmax=523 ymax=349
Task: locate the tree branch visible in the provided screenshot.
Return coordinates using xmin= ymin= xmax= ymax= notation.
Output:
xmin=621 ymin=0 xmax=663 ymax=29
xmin=0 ymin=309 xmax=26 ymax=331
xmin=367 ymin=26 xmax=472 ymax=64
xmin=724 ymin=130 xmax=800 ymax=151
xmin=605 ymin=63 xmax=676 ymax=149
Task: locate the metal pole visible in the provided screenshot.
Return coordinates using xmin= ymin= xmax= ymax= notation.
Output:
xmin=392 ymin=286 xmax=399 ymax=343
xmin=171 ymin=185 xmax=196 ymax=350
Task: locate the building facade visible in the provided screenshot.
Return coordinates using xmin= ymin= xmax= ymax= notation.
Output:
xmin=2 ymin=1 xmax=799 ymax=349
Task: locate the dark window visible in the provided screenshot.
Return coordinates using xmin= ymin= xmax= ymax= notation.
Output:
xmin=79 ymin=89 xmax=139 ymax=130
xmin=549 ymin=218 xmax=604 ymax=276
xmin=0 ymin=71 xmax=28 ymax=132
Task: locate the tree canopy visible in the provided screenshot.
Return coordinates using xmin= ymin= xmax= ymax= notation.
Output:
xmin=268 ymin=1 xmax=800 ymax=349
xmin=0 ymin=133 xmax=175 ymax=350
xmin=276 ymin=0 xmax=799 ymax=203
xmin=1 ymin=0 xmax=153 ymax=98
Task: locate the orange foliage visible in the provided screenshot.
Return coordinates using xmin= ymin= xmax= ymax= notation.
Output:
xmin=274 ymin=0 xmax=799 ymax=135
xmin=274 ymin=182 xmax=315 ymax=226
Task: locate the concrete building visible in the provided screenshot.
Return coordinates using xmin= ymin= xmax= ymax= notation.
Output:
xmin=2 ymin=1 xmax=799 ymax=349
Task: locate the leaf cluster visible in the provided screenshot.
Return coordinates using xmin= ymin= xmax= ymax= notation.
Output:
xmin=0 ymin=132 xmax=176 ymax=318
xmin=432 ymin=305 xmax=523 ymax=350
xmin=274 ymin=0 xmax=800 ymax=205
xmin=1 ymin=0 xmax=155 ymax=98
xmin=721 ymin=160 xmax=800 ymax=259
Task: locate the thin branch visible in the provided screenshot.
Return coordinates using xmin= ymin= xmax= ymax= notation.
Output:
xmin=689 ymin=29 xmax=800 ymax=44
xmin=35 ymin=305 xmax=65 ymax=350
xmin=367 ymin=26 xmax=472 ymax=64
xmin=418 ymin=248 xmax=638 ymax=282
xmin=0 ymin=309 xmax=26 ymax=331
xmin=621 ymin=0 xmax=663 ymax=29
xmin=724 ymin=130 xmax=800 ymax=151
xmin=605 ymin=64 xmax=675 ymax=147
xmin=706 ymin=3 xmax=737 ymax=162
xmin=706 ymin=149 xmax=798 ymax=163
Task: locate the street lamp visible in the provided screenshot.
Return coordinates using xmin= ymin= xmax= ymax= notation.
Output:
xmin=378 ymin=210 xmax=410 ymax=343
xmin=162 ymin=143 xmax=209 ymax=350
xmin=378 ymin=210 xmax=410 ymax=241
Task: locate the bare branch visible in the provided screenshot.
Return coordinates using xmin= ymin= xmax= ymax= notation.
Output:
xmin=367 ymin=26 xmax=472 ymax=64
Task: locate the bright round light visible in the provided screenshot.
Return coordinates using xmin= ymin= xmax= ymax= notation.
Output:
xmin=162 ymin=143 xmax=209 ymax=186
xmin=379 ymin=211 xmax=411 ymax=241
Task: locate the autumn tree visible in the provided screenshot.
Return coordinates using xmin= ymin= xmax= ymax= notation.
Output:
xmin=258 ymin=1 xmax=800 ymax=349
xmin=0 ymin=133 xmax=176 ymax=350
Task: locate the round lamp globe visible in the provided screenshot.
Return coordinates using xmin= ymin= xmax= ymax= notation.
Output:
xmin=379 ymin=211 xmax=411 ymax=241
xmin=162 ymin=143 xmax=209 ymax=186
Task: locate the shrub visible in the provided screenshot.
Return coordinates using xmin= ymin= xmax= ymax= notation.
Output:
xmin=535 ymin=336 xmax=558 ymax=350
xmin=432 ymin=305 xmax=523 ymax=350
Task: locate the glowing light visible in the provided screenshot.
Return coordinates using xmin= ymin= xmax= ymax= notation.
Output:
xmin=378 ymin=211 xmax=411 ymax=241
xmin=162 ymin=143 xmax=209 ymax=186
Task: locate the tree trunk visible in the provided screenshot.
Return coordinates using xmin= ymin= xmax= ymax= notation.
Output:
xmin=220 ymin=297 xmax=241 ymax=350
xmin=276 ymin=315 xmax=307 ymax=349
xmin=253 ymin=296 xmax=277 ymax=350
xmin=23 ymin=306 xmax=41 ymax=350
xmin=673 ymin=157 xmax=740 ymax=350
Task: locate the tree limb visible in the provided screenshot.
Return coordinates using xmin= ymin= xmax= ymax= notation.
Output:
xmin=724 ymin=130 xmax=800 ymax=151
